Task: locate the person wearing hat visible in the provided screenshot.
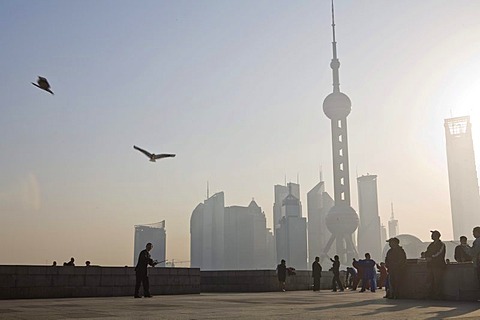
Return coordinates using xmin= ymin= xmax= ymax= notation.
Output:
xmin=424 ymin=230 xmax=446 ymax=299
xmin=385 ymin=237 xmax=406 ymax=299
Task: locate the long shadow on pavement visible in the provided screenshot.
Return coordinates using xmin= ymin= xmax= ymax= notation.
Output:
xmin=307 ymin=297 xmax=479 ymax=319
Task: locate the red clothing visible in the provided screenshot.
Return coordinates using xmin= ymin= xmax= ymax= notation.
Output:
xmin=377 ymin=265 xmax=387 ymax=288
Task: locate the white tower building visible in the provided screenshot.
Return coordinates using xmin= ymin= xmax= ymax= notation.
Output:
xmin=321 ymin=1 xmax=359 ymax=263
xmin=444 ymin=116 xmax=480 ymax=239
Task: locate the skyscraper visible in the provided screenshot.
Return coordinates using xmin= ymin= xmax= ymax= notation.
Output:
xmin=321 ymin=1 xmax=359 ymax=263
xmin=191 ymin=193 xmax=273 ymax=270
xmin=444 ymin=116 xmax=480 ymax=239
xmin=275 ymin=185 xmax=308 ymax=269
xmin=273 ymin=183 xmax=300 ymax=233
xmin=190 ymin=192 xmax=225 ymax=270
xmin=380 ymin=224 xmax=387 ymax=247
xmin=224 ymin=200 xmax=271 ymax=269
xmin=357 ymin=174 xmax=382 ymax=261
xmin=388 ymin=203 xmax=399 ymax=238
xmin=134 ymin=221 xmax=166 ymax=267
xmin=307 ymin=180 xmax=334 ymax=264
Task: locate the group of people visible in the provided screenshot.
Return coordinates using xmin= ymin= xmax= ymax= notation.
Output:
xmin=51 ymin=258 xmax=92 ymax=267
xmin=276 ymin=226 xmax=480 ymax=300
xmin=328 ymin=252 xmax=386 ymax=294
xmin=422 ymin=227 xmax=480 ymax=299
xmin=133 ymin=226 xmax=480 ymax=299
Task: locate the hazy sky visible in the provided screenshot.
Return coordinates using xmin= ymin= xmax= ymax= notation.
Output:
xmin=1 ymin=0 xmax=480 ymax=266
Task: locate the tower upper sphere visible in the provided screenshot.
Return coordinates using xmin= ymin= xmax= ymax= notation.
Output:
xmin=323 ymin=91 xmax=351 ymax=119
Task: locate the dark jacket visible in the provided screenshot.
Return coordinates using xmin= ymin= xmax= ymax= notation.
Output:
xmin=135 ymin=249 xmax=155 ymax=274
xmin=330 ymin=259 xmax=340 ymax=275
xmin=312 ymin=261 xmax=322 ymax=278
xmin=425 ymin=240 xmax=446 ymax=268
xmin=385 ymin=245 xmax=407 ymax=272
xmin=277 ymin=263 xmax=287 ymax=281
xmin=358 ymin=259 xmax=376 ymax=279
xmin=454 ymin=244 xmax=472 ymax=263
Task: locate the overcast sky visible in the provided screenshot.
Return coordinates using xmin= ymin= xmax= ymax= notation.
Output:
xmin=1 ymin=0 xmax=480 ymax=266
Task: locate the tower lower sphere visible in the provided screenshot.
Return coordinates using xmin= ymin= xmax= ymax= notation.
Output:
xmin=325 ymin=204 xmax=359 ymax=235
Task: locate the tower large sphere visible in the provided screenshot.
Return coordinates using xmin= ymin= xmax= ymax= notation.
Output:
xmin=325 ymin=204 xmax=359 ymax=235
xmin=323 ymin=92 xmax=351 ymax=119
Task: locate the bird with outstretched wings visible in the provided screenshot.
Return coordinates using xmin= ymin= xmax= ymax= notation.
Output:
xmin=32 ymin=76 xmax=54 ymax=95
xmin=133 ymin=145 xmax=175 ymax=162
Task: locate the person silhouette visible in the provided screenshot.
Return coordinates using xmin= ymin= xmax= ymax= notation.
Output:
xmin=134 ymin=243 xmax=157 ymax=298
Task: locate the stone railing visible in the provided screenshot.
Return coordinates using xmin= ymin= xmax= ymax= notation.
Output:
xmin=401 ymin=260 xmax=479 ymax=301
xmin=0 ymin=265 xmax=200 ymax=299
xmin=1 ymin=262 xmax=478 ymax=300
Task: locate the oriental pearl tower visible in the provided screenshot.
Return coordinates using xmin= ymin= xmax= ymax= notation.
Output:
xmin=322 ymin=0 xmax=359 ymax=264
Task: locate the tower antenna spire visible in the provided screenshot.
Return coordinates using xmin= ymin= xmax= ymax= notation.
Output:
xmin=330 ymin=0 xmax=341 ymax=93
xmin=390 ymin=202 xmax=394 ymax=220
xmin=331 ymin=0 xmax=337 ymax=58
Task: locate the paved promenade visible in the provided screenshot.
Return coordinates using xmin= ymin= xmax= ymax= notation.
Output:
xmin=1 ymin=290 xmax=479 ymax=320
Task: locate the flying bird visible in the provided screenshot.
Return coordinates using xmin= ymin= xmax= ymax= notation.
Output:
xmin=133 ymin=145 xmax=176 ymax=162
xmin=32 ymin=76 xmax=54 ymax=95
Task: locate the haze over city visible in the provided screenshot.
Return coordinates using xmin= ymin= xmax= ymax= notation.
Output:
xmin=1 ymin=0 xmax=480 ymax=266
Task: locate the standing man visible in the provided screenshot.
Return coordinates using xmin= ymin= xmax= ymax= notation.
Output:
xmin=134 ymin=242 xmax=157 ymax=298
xmin=425 ymin=230 xmax=446 ymax=299
xmin=454 ymin=236 xmax=472 ymax=263
xmin=312 ymin=256 xmax=322 ymax=291
xmin=276 ymin=259 xmax=287 ymax=292
xmin=359 ymin=253 xmax=376 ymax=293
xmin=385 ymin=237 xmax=407 ymax=299
xmin=330 ymin=255 xmax=344 ymax=292
xmin=463 ymin=227 xmax=480 ymax=288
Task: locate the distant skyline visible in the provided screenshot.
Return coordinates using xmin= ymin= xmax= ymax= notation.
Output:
xmin=1 ymin=1 xmax=480 ymax=266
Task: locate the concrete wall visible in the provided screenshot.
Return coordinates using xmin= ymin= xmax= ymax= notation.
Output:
xmin=201 ymin=270 xmax=335 ymax=292
xmin=2 ymin=263 xmax=478 ymax=301
xmin=0 ymin=265 xmax=200 ymax=300
xmin=401 ymin=261 xmax=479 ymax=301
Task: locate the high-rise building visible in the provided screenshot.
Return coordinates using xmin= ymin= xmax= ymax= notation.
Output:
xmin=190 ymin=192 xmax=225 ymax=270
xmin=307 ymin=180 xmax=334 ymax=264
xmin=273 ymin=183 xmax=300 ymax=233
xmin=380 ymin=224 xmax=387 ymax=245
xmin=249 ymin=200 xmax=272 ymax=269
xmin=357 ymin=174 xmax=382 ymax=261
xmin=275 ymin=186 xmax=308 ymax=269
xmin=134 ymin=221 xmax=166 ymax=267
xmin=190 ymin=203 xmax=204 ymax=268
xmin=191 ymin=193 xmax=273 ymax=270
xmin=388 ymin=203 xmax=399 ymax=238
xmin=224 ymin=205 xmax=254 ymax=269
xmin=266 ymin=228 xmax=276 ymax=268
xmin=273 ymin=185 xmax=288 ymax=233
xmin=321 ymin=1 xmax=359 ymax=263
xmin=223 ymin=200 xmax=271 ymax=269
xmin=444 ymin=116 xmax=480 ymax=239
